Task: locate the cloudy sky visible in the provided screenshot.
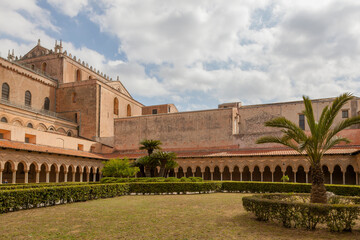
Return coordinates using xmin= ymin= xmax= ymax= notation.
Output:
xmin=1 ymin=0 xmax=360 ymax=111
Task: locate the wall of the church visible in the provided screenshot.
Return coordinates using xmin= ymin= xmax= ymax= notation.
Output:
xmin=114 ymin=108 xmax=236 ymax=150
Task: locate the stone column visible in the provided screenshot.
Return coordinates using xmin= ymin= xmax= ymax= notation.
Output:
xmin=240 ymin=171 xmax=242 ymax=181
xmin=12 ymin=171 xmax=16 ymax=184
xmin=305 ymin=172 xmax=308 ymax=183
xmin=250 ymin=171 xmax=253 ymax=181
xmin=93 ymin=173 xmax=96 ymax=182
xmin=46 ymin=171 xmax=50 ymax=183
xmin=210 ymin=171 xmax=213 ymax=181
xmin=343 ymin=172 xmax=346 ymax=185
xmin=356 ymin=172 xmax=359 ymax=185
xmin=64 ymin=172 xmax=68 ymax=182
xmin=72 ymin=172 xmax=76 ymax=182
xmin=55 ymin=172 xmax=59 ymax=183
xmin=330 ymin=171 xmax=333 ymax=184
xmin=220 ymin=172 xmax=223 ymax=181
xmin=0 ymin=170 xmax=2 ymax=184
xmin=35 ymin=170 xmax=40 ymax=183
xmin=230 ymin=172 xmax=233 ymax=181
xmin=260 ymin=171 xmax=263 ymax=182
xmin=80 ymin=173 xmax=83 ymax=182
xmin=24 ymin=170 xmax=29 ymax=184
xmin=86 ymin=173 xmax=90 ymax=182
xmin=294 ymin=172 xmax=297 ymax=183
xmin=271 ymin=172 xmax=274 ymax=182
xmin=201 ymin=172 xmax=204 ymax=180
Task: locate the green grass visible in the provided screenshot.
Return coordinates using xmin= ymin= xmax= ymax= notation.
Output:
xmin=0 ymin=193 xmax=359 ymax=239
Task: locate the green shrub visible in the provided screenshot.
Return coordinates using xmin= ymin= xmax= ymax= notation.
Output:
xmin=0 ymin=183 xmax=129 ymax=214
xmin=100 ymin=177 xmax=202 ymax=184
xmin=128 ymin=182 xmax=221 ymax=194
xmin=0 ymin=182 xmax=92 ymax=190
xmin=221 ymin=181 xmax=312 ymax=193
xmin=243 ymin=193 xmax=360 ymax=232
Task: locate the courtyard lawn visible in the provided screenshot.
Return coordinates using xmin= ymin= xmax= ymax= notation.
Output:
xmin=0 ymin=193 xmax=359 ymax=240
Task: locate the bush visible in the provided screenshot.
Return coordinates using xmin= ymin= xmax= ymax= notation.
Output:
xmin=0 ymin=182 xmax=92 ymax=191
xmin=221 ymin=181 xmax=312 ymax=193
xmin=0 ymin=183 xmax=129 ymax=213
xmin=100 ymin=177 xmax=203 ymax=184
xmin=243 ymin=193 xmax=360 ymax=232
xmin=128 ymin=182 xmax=221 ymax=194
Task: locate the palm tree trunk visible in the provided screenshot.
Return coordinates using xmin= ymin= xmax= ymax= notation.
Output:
xmin=310 ymin=164 xmax=327 ymax=204
xmin=159 ymin=160 xmax=166 ymax=178
xmin=145 ymin=166 xmax=151 ymax=178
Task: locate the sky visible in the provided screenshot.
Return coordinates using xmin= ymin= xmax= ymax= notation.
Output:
xmin=1 ymin=0 xmax=360 ymax=111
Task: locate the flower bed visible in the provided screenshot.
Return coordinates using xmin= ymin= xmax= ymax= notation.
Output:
xmin=243 ymin=193 xmax=360 ymax=232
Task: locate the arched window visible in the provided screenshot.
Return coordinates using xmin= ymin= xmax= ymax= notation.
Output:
xmin=2 ymin=83 xmax=10 ymax=100
xmin=89 ymin=75 xmax=93 ymax=80
xmin=1 ymin=117 xmax=8 ymax=123
xmin=127 ymin=104 xmax=131 ymax=116
xmin=27 ymin=123 xmax=33 ymax=128
xmin=76 ymin=69 xmax=81 ymax=81
xmin=41 ymin=62 xmax=47 ymax=73
xmin=44 ymin=97 xmax=50 ymax=110
xmin=25 ymin=91 xmax=31 ymax=106
xmin=114 ymin=98 xmax=119 ymax=115
xmin=72 ymin=92 xmax=77 ymax=103
xmin=67 ymin=131 xmax=72 ymax=137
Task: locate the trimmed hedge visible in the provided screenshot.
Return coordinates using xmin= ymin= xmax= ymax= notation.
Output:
xmin=0 ymin=183 xmax=129 ymax=213
xmin=0 ymin=182 xmax=93 ymax=191
xmin=128 ymin=182 xmax=221 ymax=194
xmin=221 ymin=181 xmax=360 ymax=196
xmin=100 ymin=177 xmax=203 ymax=183
xmin=243 ymin=193 xmax=360 ymax=232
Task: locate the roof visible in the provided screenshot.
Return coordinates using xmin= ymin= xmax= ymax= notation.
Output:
xmin=0 ymin=140 xmax=104 ymax=160
xmin=104 ymin=146 xmax=360 ymax=159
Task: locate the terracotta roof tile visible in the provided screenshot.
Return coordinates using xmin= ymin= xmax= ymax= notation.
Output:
xmin=0 ymin=140 xmax=104 ymax=159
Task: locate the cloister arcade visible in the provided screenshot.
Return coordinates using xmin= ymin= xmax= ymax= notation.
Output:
xmin=172 ymin=154 xmax=360 ymax=185
xmin=0 ymin=150 xmax=102 ymax=184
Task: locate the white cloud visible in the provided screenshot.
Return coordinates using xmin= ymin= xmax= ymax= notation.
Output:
xmin=47 ymin=0 xmax=89 ymax=17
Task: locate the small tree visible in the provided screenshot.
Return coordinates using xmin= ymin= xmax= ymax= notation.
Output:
xmin=281 ymin=175 xmax=289 ymax=182
xmin=257 ymin=93 xmax=360 ymax=203
xmin=139 ymin=139 xmax=162 ymax=176
xmin=136 ymin=155 xmax=159 ymax=177
xmin=152 ymin=151 xmax=177 ymax=177
xmin=102 ymin=158 xmax=139 ymax=178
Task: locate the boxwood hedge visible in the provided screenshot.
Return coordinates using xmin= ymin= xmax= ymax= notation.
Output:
xmin=243 ymin=193 xmax=360 ymax=232
xmin=101 ymin=177 xmax=203 ymax=183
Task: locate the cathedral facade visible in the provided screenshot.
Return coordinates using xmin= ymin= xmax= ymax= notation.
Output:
xmin=0 ymin=40 xmax=359 ymax=185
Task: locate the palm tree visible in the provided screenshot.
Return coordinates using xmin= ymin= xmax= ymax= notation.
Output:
xmin=152 ymin=151 xmax=177 ymax=177
xmin=139 ymin=139 xmax=162 ymax=156
xmin=257 ymin=93 xmax=360 ymax=204
xmin=138 ymin=139 xmax=162 ymax=177
xmin=136 ymin=155 xmax=159 ymax=177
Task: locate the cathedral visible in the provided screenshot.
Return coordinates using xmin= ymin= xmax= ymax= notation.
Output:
xmin=0 ymin=40 xmax=359 ymax=185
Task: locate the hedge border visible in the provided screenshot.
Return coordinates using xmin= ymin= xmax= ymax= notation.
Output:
xmin=243 ymin=193 xmax=360 ymax=232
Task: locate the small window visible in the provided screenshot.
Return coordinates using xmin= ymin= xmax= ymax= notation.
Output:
xmin=342 ymin=110 xmax=349 ymax=118
xmin=31 ymin=65 xmax=35 ymax=70
xmin=25 ymin=134 xmax=36 ymax=144
xmin=76 ymin=69 xmax=81 ymax=81
xmin=72 ymin=92 xmax=77 ymax=103
xmin=114 ymin=98 xmax=119 ymax=115
xmin=41 ymin=62 xmax=47 ymax=73
xmin=25 ymin=91 xmax=31 ymax=106
xmin=1 ymin=117 xmax=7 ymax=123
xmin=67 ymin=131 xmax=72 ymax=137
xmin=168 ymin=106 xmax=171 ymax=113
xmin=0 ymin=129 xmax=11 ymax=140
xmin=2 ymin=83 xmax=10 ymax=100
xmin=44 ymin=97 xmax=50 ymax=110
xmin=299 ymin=114 xmax=305 ymax=130
xmin=152 ymin=109 xmax=158 ymax=114
xmin=74 ymin=113 xmax=78 ymax=123
xmin=78 ymin=144 xmax=84 ymax=151
xmin=127 ymin=104 xmax=131 ymax=116
xmin=27 ymin=123 xmax=33 ymax=128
